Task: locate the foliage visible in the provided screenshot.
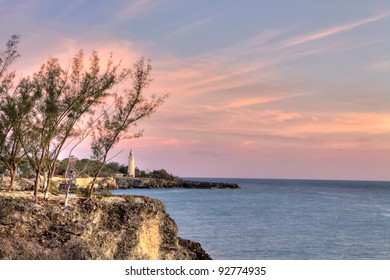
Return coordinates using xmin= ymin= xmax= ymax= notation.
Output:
xmin=0 ymin=35 xmax=36 ymax=190
xmin=88 ymin=57 xmax=169 ymax=198
xmin=48 ymin=180 xmax=60 ymax=195
xmin=55 ymin=158 xmax=127 ymax=177
xmin=0 ymin=36 xmax=168 ymax=204
xmin=105 ymin=161 xmax=128 ymax=176
xmin=21 ymin=50 xmax=130 ymax=201
xmin=76 ymin=188 xmax=91 ymax=198
xmin=124 ymin=195 xmax=136 ymax=204
xmin=0 ymin=34 xmax=20 ymax=80
xmin=135 ymin=168 xmax=177 ymax=181
xmin=118 ymin=165 xmax=128 ymax=175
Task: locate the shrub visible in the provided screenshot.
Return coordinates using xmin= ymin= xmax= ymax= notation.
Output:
xmin=76 ymin=188 xmax=91 ymax=198
xmin=124 ymin=195 xmax=135 ymax=204
xmin=49 ymin=180 xmax=60 ymax=194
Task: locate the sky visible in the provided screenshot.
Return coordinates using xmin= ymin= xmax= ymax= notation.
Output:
xmin=1 ymin=0 xmax=390 ymax=180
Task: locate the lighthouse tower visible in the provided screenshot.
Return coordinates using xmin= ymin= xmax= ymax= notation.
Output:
xmin=128 ymin=150 xmax=135 ymax=178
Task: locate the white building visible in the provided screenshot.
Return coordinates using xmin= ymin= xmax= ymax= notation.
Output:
xmin=128 ymin=150 xmax=135 ymax=178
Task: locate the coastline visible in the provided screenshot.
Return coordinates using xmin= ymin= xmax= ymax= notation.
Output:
xmin=0 ymin=191 xmax=211 ymax=260
xmin=114 ymin=178 xmax=240 ymax=189
xmin=0 ymin=177 xmax=240 ymax=192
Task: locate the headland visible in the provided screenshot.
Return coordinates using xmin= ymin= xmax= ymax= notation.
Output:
xmin=0 ymin=191 xmax=211 ymax=260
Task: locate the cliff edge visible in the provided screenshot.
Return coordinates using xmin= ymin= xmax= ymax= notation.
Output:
xmin=0 ymin=192 xmax=211 ymax=260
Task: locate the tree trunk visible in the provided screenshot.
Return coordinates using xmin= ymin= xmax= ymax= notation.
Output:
xmin=34 ymin=169 xmax=40 ymax=203
xmin=88 ymin=177 xmax=98 ymax=199
xmin=88 ymin=156 xmax=107 ymax=199
xmin=6 ymin=165 xmax=17 ymax=191
xmin=43 ymin=171 xmax=49 ymax=199
xmin=64 ymin=180 xmax=71 ymax=208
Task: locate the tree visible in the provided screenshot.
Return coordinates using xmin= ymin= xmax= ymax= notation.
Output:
xmin=0 ymin=35 xmax=38 ymax=190
xmin=0 ymin=35 xmax=20 ymax=80
xmin=0 ymin=35 xmax=20 ymax=149
xmin=118 ymin=164 xmax=128 ymax=175
xmin=0 ymin=77 xmax=38 ymax=190
xmin=88 ymin=57 xmax=169 ymax=197
xmin=62 ymin=118 xmax=98 ymax=207
xmin=21 ymin=51 xmax=129 ymax=202
xmin=0 ymin=36 xmax=169 ymax=203
xmin=148 ymin=169 xmax=177 ymax=181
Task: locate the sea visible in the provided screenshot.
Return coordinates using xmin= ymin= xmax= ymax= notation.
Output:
xmin=111 ymin=178 xmax=390 ymax=260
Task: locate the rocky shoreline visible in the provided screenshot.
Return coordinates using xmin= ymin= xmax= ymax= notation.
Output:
xmin=1 ymin=177 xmax=240 ymax=191
xmin=0 ymin=177 xmax=238 ymax=259
xmin=115 ymin=178 xmax=240 ymax=189
xmin=0 ymin=192 xmax=211 ymax=260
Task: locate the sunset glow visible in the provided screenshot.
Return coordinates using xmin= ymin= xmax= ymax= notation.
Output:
xmin=1 ymin=0 xmax=389 ymax=180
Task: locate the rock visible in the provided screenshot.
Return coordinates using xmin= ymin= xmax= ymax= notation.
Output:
xmin=115 ymin=178 xmax=144 ymax=189
xmin=98 ymin=177 xmax=119 ymax=189
xmin=178 ymin=238 xmax=212 ymax=260
xmin=0 ymin=194 xmax=211 ymax=260
xmin=180 ymin=180 xmax=240 ymax=189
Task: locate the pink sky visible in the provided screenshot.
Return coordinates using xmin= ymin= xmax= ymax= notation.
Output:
xmin=2 ymin=0 xmax=390 ymax=180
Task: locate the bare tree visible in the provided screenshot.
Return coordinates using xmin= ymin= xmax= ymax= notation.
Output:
xmin=88 ymin=57 xmax=169 ymax=198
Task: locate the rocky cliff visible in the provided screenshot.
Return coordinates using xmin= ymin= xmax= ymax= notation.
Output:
xmin=0 ymin=192 xmax=211 ymax=260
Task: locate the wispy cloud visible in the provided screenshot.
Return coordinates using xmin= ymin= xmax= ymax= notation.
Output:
xmin=259 ymin=110 xmax=303 ymax=122
xmin=56 ymin=0 xmax=88 ymax=18
xmin=116 ymin=0 xmax=164 ymax=20
xmin=368 ymin=59 xmax=390 ymax=71
xmin=225 ymin=93 xmax=304 ymax=109
xmin=284 ymin=11 xmax=390 ymax=47
xmin=190 ymin=148 xmax=225 ymax=157
xmin=167 ymin=18 xmax=211 ymax=39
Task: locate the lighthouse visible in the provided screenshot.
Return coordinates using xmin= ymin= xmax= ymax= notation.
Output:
xmin=128 ymin=150 xmax=135 ymax=178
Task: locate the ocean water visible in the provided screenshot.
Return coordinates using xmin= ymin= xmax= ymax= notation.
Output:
xmin=111 ymin=178 xmax=390 ymax=260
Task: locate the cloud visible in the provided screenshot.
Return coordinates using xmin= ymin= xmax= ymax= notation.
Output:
xmin=12 ymin=34 xmax=142 ymax=79
xmin=123 ymin=136 xmax=199 ymax=148
xmin=368 ymin=59 xmax=390 ymax=71
xmin=225 ymin=93 xmax=304 ymax=109
xmin=283 ymin=11 xmax=390 ymax=47
xmin=152 ymin=18 xmax=379 ymax=102
xmin=166 ymin=18 xmax=212 ymax=39
xmin=241 ymin=140 xmax=255 ymax=146
xmin=116 ymin=0 xmax=165 ymax=20
xmin=209 ymin=28 xmax=291 ymax=60
xmin=148 ymin=11 xmax=386 ymax=106
xmin=259 ymin=111 xmax=303 ymax=122
xmin=274 ymin=112 xmax=390 ymax=150
xmin=190 ymin=148 xmax=225 ymax=157
xmin=226 ymin=96 xmax=285 ymax=109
